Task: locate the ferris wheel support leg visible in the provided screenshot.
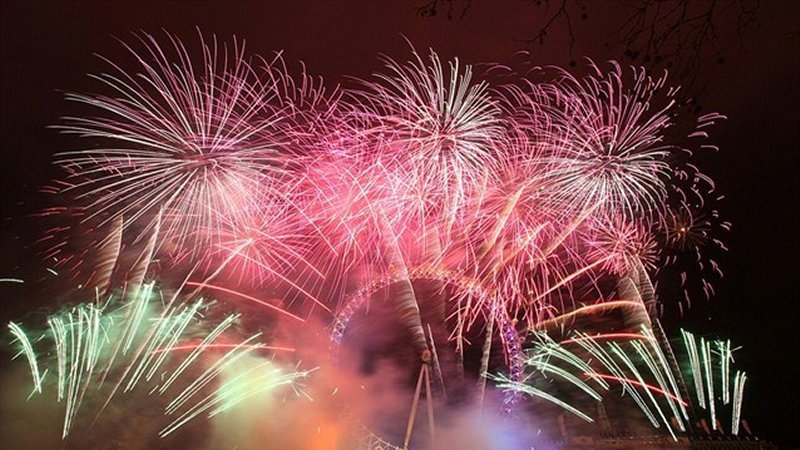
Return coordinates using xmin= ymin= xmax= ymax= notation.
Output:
xmin=477 ymin=311 xmax=495 ymax=414
xmin=403 ymin=364 xmax=426 ymax=449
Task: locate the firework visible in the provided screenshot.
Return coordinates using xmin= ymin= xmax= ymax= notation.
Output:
xmin=44 ymin=35 xmax=728 ymax=323
xmin=518 ymin=62 xmax=678 ymax=224
xmin=498 ymin=325 xmax=749 ymax=442
xmin=7 ymin=284 xmax=311 ymax=439
xmin=498 ymin=325 xmax=688 ymax=441
xmin=681 ymin=330 xmax=747 ymax=435
xmin=51 ymin=31 xmax=311 ymax=269
xmin=4 ymin=30 xmax=745 ymax=449
xmin=350 ymin=46 xmax=505 ymax=218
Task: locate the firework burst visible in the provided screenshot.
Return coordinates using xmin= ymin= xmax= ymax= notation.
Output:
xmin=349 ymin=46 xmax=505 ymax=225
xmin=526 ymin=62 xmax=678 ymax=224
xmin=52 ymin=31 xmax=296 ymax=262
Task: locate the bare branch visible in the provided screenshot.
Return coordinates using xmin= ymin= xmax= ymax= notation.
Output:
xmin=416 ymin=0 xmax=472 ymax=20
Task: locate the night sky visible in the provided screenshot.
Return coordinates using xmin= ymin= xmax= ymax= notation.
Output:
xmin=1 ymin=1 xmax=798 ymax=447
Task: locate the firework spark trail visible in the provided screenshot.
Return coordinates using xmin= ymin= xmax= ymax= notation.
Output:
xmin=537 ymin=63 xmax=676 ymax=223
xmin=185 ymin=281 xmax=307 ymax=321
xmin=159 ymin=361 xmax=314 ymax=437
xmin=504 ymin=325 xmax=749 ymax=438
xmin=49 ymin=317 xmax=68 ymax=400
xmin=493 ymin=375 xmax=596 ymax=423
xmin=682 ymin=329 xmax=705 ymax=408
xmin=162 ymin=333 xmax=264 ymax=415
xmin=157 ymin=314 xmax=240 ymax=394
xmin=630 ymin=339 xmax=685 ymax=433
xmin=731 ymin=371 xmax=746 ymax=435
xmin=641 ymin=326 xmax=690 ymax=422
xmin=560 ymin=332 xmax=652 ymax=345
xmin=527 ymin=335 xmax=605 ymax=400
xmin=46 ymin=302 xmax=106 ymax=437
xmin=718 ymin=339 xmax=732 ymax=405
xmin=701 ymin=337 xmax=716 ymax=430
xmin=124 ymin=300 xmax=205 ymax=391
xmin=207 ymin=203 xmax=325 ymax=289
xmin=152 ymin=343 xmax=296 ymax=354
xmin=8 ymin=323 xmax=44 ymax=394
xmin=0 ymin=278 xmax=25 ymax=283
xmin=576 ymin=332 xmax=662 ymax=427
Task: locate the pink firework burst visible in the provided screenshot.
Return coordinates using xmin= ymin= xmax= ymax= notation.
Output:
xmin=348 ymin=46 xmax=506 ymax=224
xmin=530 ymin=61 xmax=678 ymax=224
xmin=52 ymin=31 xmax=294 ymax=262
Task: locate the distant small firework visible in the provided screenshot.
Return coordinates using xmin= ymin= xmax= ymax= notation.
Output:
xmin=659 ymin=187 xmax=730 ymax=312
xmin=585 ymin=215 xmax=658 ymax=277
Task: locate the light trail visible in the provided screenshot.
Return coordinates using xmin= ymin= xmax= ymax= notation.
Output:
xmin=185 ymin=281 xmax=305 ymax=322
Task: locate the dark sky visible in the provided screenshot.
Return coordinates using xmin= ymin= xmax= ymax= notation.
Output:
xmin=1 ymin=1 xmax=798 ymax=447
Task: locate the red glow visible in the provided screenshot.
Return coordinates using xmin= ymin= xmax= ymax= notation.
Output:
xmin=560 ymin=333 xmax=652 ymax=345
xmin=588 ymin=372 xmax=688 ymax=406
xmin=151 ymin=343 xmax=296 ymax=354
xmin=185 ymin=281 xmax=305 ymax=322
